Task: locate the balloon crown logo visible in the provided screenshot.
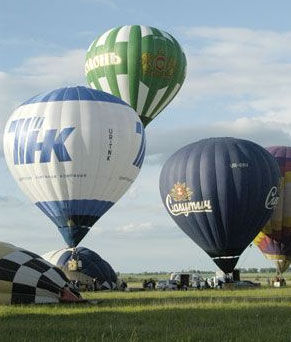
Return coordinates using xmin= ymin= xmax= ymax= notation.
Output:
xmin=141 ymin=51 xmax=177 ymax=77
xmin=170 ymin=182 xmax=193 ymax=202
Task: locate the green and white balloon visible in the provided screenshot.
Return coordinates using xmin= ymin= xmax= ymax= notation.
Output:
xmin=85 ymin=25 xmax=187 ymax=127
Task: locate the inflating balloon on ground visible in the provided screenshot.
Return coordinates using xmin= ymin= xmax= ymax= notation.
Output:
xmin=0 ymin=241 xmax=81 ymax=304
xmin=43 ymin=247 xmax=117 ymax=290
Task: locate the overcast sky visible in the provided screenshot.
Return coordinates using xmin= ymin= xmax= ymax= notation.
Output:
xmin=1 ymin=0 xmax=291 ymax=272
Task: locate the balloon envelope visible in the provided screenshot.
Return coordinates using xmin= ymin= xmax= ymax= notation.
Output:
xmin=159 ymin=137 xmax=280 ymax=273
xmin=3 ymin=86 xmax=145 ymax=247
xmin=85 ymin=25 xmax=187 ymax=127
xmin=43 ymin=247 xmax=117 ymax=290
xmin=254 ymin=146 xmax=291 ymax=273
xmin=0 ymin=241 xmax=81 ymax=304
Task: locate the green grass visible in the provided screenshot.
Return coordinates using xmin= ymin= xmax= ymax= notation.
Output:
xmin=1 ymin=287 xmax=291 ymax=342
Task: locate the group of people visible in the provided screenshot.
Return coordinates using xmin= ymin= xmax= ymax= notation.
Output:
xmin=119 ymin=279 xmax=128 ymax=290
xmin=267 ymin=276 xmax=287 ymax=287
xmin=193 ymin=277 xmax=217 ymax=289
xmin=143 ymin=279 xmax=156 ymax=289
xmin=69 ymin=278 xmax=101 ymax=292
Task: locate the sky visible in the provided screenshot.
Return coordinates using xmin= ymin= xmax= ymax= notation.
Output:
xmin=1 ymin=0 xmax=291 ymax=272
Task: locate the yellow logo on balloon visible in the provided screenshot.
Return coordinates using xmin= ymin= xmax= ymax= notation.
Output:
xmin=141 ymin=52 xmax=177 ymax=77
xmin=170 ymin=182 xmax=193 ymax=202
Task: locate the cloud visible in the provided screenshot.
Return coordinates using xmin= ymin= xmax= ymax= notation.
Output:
xmin=79 ymin=0 xmax=118 ymax=10
xmin=115 ymin=222 xmax=154 ymax=234
xmin=0 ymin=49 xmax=86 ymax=156
xmin=90 ymin=213 xmax=178 ymax=240
xmin=142 ymin=26 xmax=291 ymax=164
xmin=145 ymin=117 xmax=291 ymax=165
xmin=0 ymin=37 xmax=60 ymax=50
xmin=14 ymin=49 xmax=85 ymax=84
xmin=175 ymin=27 xmax=291 ymax=129
xmin=0 ymin=195 xmax=26 ymax=207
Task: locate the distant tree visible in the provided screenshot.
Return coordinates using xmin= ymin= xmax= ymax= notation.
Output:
xmin=260 ymin=268 xmax=276 ymax=273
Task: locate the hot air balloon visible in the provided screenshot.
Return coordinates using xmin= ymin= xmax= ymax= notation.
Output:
xmin=159 ymin=137 xmax=280 ymax=274
xmin=43 ymin=247 xmax=117 ymax=290
xmin=0 ymin=241 xmax=81 ymax=304
xmin=254 ymin=146 xmax=291 ymax=274
xmin=85 ymin=25 xmax=187 ymax=127
xmin=3 ymin=86 xmax=146 ymax=247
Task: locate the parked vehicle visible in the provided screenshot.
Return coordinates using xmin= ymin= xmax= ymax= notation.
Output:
xmin=156 ymin=280 xmax=178 ymax=290
xmin=233 ymin=280 xmax=260 ymax=288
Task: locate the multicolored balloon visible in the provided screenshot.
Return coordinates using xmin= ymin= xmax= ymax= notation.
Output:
xmin=159 ymin=137 xmax=280 ymax=274
xmin=85 ymin=25 xmax=187 ymax=127
xmin=3 ymin=86 xmax=145 ymax=247
xmin=254 ymin=146 xmax=291 ymax=273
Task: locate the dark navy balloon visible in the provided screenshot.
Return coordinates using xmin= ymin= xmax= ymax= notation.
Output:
xmin=43 ymin=247 xmax=117 ymax=290
xmin=159 ymin=137 xmax=280 ymax=273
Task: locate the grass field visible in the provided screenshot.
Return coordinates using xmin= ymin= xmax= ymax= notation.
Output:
xmin=1 ymin=286 xmax=291 ymax=342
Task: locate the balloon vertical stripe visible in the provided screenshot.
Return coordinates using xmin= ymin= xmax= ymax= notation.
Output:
xmin=128 ymin=25 xmax=142 ymax=111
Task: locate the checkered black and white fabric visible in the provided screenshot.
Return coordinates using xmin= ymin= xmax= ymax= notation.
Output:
xmin=0 ymin=245 xmax=72 ymax=304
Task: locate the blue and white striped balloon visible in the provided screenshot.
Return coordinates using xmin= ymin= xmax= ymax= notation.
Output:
xmin=3 ymin=86 xmax=146 ymax=247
